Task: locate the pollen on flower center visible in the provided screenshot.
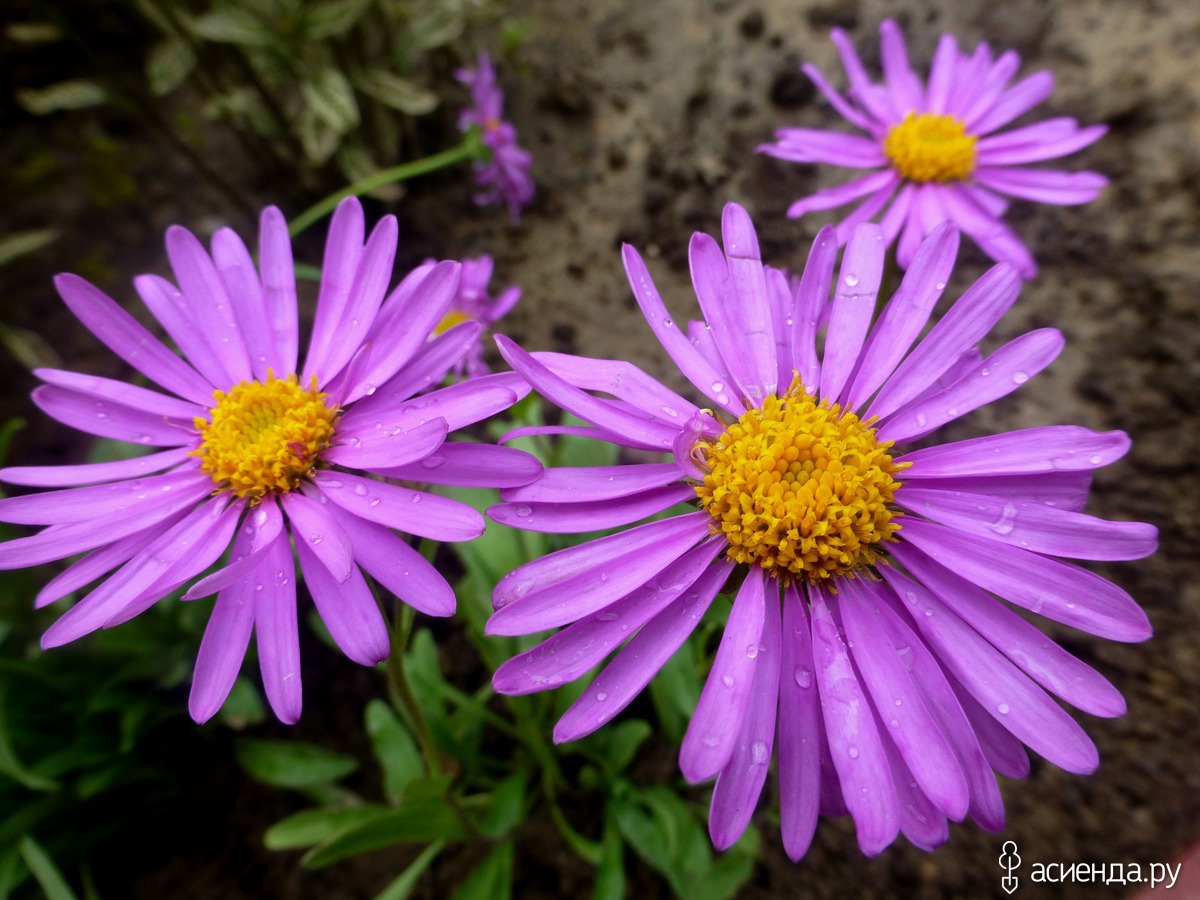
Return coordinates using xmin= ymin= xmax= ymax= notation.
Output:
xmin=882 ymin=112 xmax=977 ymax=183
xmin=433 ymin=308 xmax=470 ymax=336
xmin=693 ymin=380 xmax=905 ymax=583
xmin=193 ymin=373 xmax=339 ymax=501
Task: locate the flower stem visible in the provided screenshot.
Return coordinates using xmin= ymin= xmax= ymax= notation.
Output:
xmin=288 ymin=131 xmax=487 ymax=237
xmin=386 ymin=602 xmax=443 ymax=778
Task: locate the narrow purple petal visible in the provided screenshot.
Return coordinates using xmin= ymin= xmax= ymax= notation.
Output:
xmin=295 ymin=536 xmax=389 ymax=666
xmin=53 ymin=274 xmax=215 ymax=406
xmin=280 ymin=490 xmax=354 ymax=583
xmin=790 ymin=226 xmax=837 ymax=391
xmin=939 ymin=187 xmax=1037 ymax=279
xmin=33 ymin=384 xmax=195 ymax=447
xmin=679 ymin=570 xmax=767 ymax=784
xmin=777 ymin=586 xmax=822 ymax=861
xmin=760 ymin=130 xmax=886 ymax=167
xmin=904 ymin=471 xmax=1094 ymax=513
xmin=341 ymin=371 xmax=526 ymax=437
xmin=35 ymin=368 xmax=204 ymax=420
xmin=380 ymin=443 xmax=542 ymax=489
xmin=302 ymin=198 xmax=364 ymax=384
xmin=255 ymin=532 xmax=302 ymax=723
xmin=530 ymin=351 xmax=700 ymax=425
xmin=0 ymin=468 xmax=209 ymax=526
xmin=899 ymin=426 xmax=1130 ymax=477
xmin=710 ymin=588 xmax=780 ymax=850
xmin=133 ymin=274 xmax=236 ymax=390
xmin=948 ymin=676 xmax=1030 ymax=779
xmin=488 ymin=485 xmax=695 ymax=534
xmin=784 ymin=169 xmax=895 ymax=219
xmin=312 ymin=471 xmax=484 ymax=543
xmin=182 ymin=499 xmax=285 ymax=600
xmin=552 ymin=554 xmax=732 ymax=743
xmin=976 ymin=121 xmax=1106 ymax=166
xmin=211 ymin=226 xmax=279 ymax=380
xmin=974 ymin=167 xmax=1108 ymax=205
xmin=878 ymin=19 xmax=923 ymax=110
xmin=35 ymin=518 xmax=180 ymax=609
xmin=866 ymin=263 xmax=1022 ymax=421
xmin=495 ymin=541 xmax=725 ymax=696
xmin=800 ymin=63 xmax=874 ymax=132
xmin=896 ymin=518 xmax=1152 ymax=642
xmin=925 ymin=34 xmax=960 ymax=114
xmin=258 ymin=206 xmax=299 ymax=375
xmin=880 ymin=328 xmax=1064 ymax=443
xmin=968 ymin=71 xmax=1055 ymax=134
xmin=820 ymin=224 xmax=885 ymax=403
xmin=809 ymin=585 xmax=899 ymax=855
xmin=830 ymin=26 xmax=896 ymax=124
xmin=488 ymin=512 xmax=709 ymax=634
xmin=324 ymin=416 xmax=448 ymax=471
xmin=502 ymin=462 xmax=682 ymax=503
xmin=0 ymin=447 xmax=191 ymax=488
xmin=830 ymin=183 xmax=900 ymax=246
xmin=357 ymin=320 xmax=481 ymax=405
xmin=327 ymin=504 xmax=456 ymax=617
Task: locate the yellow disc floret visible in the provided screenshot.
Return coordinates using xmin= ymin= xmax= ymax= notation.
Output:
xmin=693 ymin=380 xmax=905 ymax=583
xmin=882 ymin=112 xmax=977 ymax=183
xmin=433 ymin=308 xmax=470 ymax=337
xmin=193 ymin=373 xmax=338 ymax=501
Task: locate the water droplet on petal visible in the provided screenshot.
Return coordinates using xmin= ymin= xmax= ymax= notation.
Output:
xmin=844 ymin=274 xmax=860 ymax=287
xmin=596 ymin=691 xmax=608 ymax=702
xmin=997 ymin=702 xmax=1010 ymax=715
xmin=794 ymin=666 xmax=812 ymax=688
xmin=1089 ymin=454 xmax=1102 ymax=465
xmin=746 ymin=643 xmax=759 ymax=659
xmin=1012 ymin=371 xmax=1029 ymax=385
xmin=352 ymin=483 xmax=367 ymax=495
xmin=410 ymin=494 xmax=421 ymax=503
xmin=989 ymin=502 xmax=1018 ymax=536
xmin=750 ymin=740 xmax=769 ymax=764
xmin=368 ymin=497 xmax=381 ymax=508
xmin=848 ymin=745 xmax=859 ymax=759
xmin=421 ymin=455 xmax=446 ymax=469
xmin=311 ymin=536 xmax=323 ymax=545
xmin=515 ymin=505 xmax=533 ymax=518
xmin=721 ymin=674 xmax=735 ymax=688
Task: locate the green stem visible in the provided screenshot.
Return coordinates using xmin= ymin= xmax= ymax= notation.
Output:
xmin=386 ymin=603 xmax=443 ymax=778
xmin=288 ymin=132 xmax=486 ymax=237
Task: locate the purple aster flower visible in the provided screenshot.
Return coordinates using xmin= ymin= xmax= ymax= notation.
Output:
xmin=484 ymin=203 xmax=1155 ymax=858
xmin=758 ymin=19 xmax=1108 ymax=279
xmin=430 ymin=255 xmax=521 ymax=379
xmin=0 ymin=197 xmax=540 ymax=725
xmin=456 ymin=52 xmax=535 ymax=222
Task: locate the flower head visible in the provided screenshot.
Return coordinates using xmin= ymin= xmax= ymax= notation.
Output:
xmin=0 ymin=198 xmax=540 ymax=724
xmin=485 ymin=204 xmax=1155 ymax=858
xmin=758 ymin=19 xmax=1108 ymax=279
xmin=456 ymin=52 xmax=535 ymax=222
xmin=431 ymin=255 xmax=521 ymax=379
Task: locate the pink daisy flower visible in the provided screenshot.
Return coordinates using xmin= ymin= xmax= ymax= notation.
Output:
xmin=484 ymin=203 xmax=1155 ymax=858
xmin=0 ymin=197 xmax=539 ymax=724
xmin=430 ymin=255 xmax=522 ymax=379
xmin=759 ymin=19 xmax=1108 ymax=279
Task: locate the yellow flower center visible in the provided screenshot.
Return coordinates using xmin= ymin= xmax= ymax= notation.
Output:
xmin=433 ymin=308 xmax=470 ymax=336
xmin=193 ymin=373 xmax=339 ymax=501
xmin=882 ymin=112 xmax=977 ymax=183
xmin=693 ymin=381 xmax=905 ymax=583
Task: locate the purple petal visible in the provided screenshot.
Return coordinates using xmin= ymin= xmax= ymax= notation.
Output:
xmin=974 ymin=167 xmax=1108 ymax=205
xmin=880 ymin=564 xmax=1099 ymax=774
xmin=976 ymin=120 xmax=1106 ymax=166
xmin=133 ymin=274 xmax=235 ymax=391
xmin=777 ymin=585 xmax=822 ymax=861
xmin=679 ymin=570 xmax=767 ymax=784
xmin=211 ymin=226 xmax=279 ymax=380
xmin=0 ymin=447 xmax=191 ymax=488
xmin=35 ymin=518 xmax=179 ymax=609
xmin=838 ymin=577 xmax=969 ymax=820
xmin=503 ymin=462 xmax=682 ymax=503
xmin=494 ymin=337 xmax=678 ymax=451
xmin=799 ymin=62 xmax=874 ymax=132
xmin=905 ymin=471 xmax=1094 ymax=513
xmin=761 ymin=130 xmax=886 ymax=167
xmin=948 ymin=676 xmax=1029 ymax=779
xmin=878 ymin=19 xmax=923 ymax=110
xmin=888 ymin=545 xmax=1128 ymax=718
xmin=939 ymin=187 xmax=1038 ymax=279
xmin=359 ymin=319 xmax=481 ymax=404
xmin=722 ymin=204 xmax=778 ymax=398
xmin=899 ymin=426 xmax=1130 ymax=477
xmin=821 ymin=224 xmax=886 ymax=402
xmin=968 ymin=71 xmax=1055 ymax=135
xmin=829 ymin=26 xmax=896 ymax=124
xmin=35 ymin=368 xmax=203 ymax=421
xmin=553 ymin=554 xmax=731 ymax=743
xmin=0 ymin=474 xmax=212 ymax=569
xmin=255 ymin=532 xmax=302 ymax=723
xmin=302 ymin=198 xmax=365 ymax=384
xmin=809 ymin=585 xmax=900 ymax=855
xmin=33 ymin=384 xmax=195 ymax=447
xmin=879 ymin=183 xmax=916 ymax=247
xmin=182 ymin=499 xmax=285 ymax=600
xmin=380 ymin=442 xmax=542 ymax=489
xmin=294 ymin=536 xmax=389 ymax=666
xmin=340 ymin=370 xmax=526 ymax=438
xmin=790 ymin=226 xmax=838 ymax=391
xmin=258 ymin=206 xmax=299 ymax=375
xmin=53 ymin=274 xmax=215 ymax=405
xmin=280 ymin=490 xmax=354 ymax=583
xmin=880 ymin=328 xmax=1064 ymax=443
xmin=0 ymin=468 xmax=209 ymax=526
xmin=327 ymin=504 xmax=456 ymax=617
xmin=866 ymin=263 xmax=1022 ymax=421
xmin=529 ymin=351 xmax=699 ymax=425
xmin=924 ymin=34 xmax=960 ymax=114
xmin=623 ymin=244 xmax=740 ymax=415
xmin=488 ymin=485 xmax=695 ymax=534
xmin=895 ymin=518 xmax=1152 ymax=642
xmin=324 ymin=416 xmax=448 ymax=471
xmin=165 ymin=226 xmax=254 ymax=384
xmin=709 ymin=587 xmax=780 ymax=849
xmin=312 ymin=471 xmax=484 ymax=543
xmin=488 ymin=512 xmax=709 ymax=634
xmin=496 ymin=541 xmax=725 ymax=697
xmin=844 ymin=222 xmax=959 ymax=409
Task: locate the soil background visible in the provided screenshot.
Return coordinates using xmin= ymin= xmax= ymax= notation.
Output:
xmin=1 ymin=1 xmax=1198 ymax=899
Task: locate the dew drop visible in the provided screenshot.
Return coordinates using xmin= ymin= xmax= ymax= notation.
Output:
xmin=721 ymin=674 xmax=735 ymax=688
xmin=662 ymin=316 xmax=674 ymax=328
xmin=711 ymin=381 xmax=724 ymax=394
xmin=916 ymin=412 xmax=927 ymax=427
xmin=844 ymin=274 xmax=860 ymax=287
xmin=352 ymin=483 xmax=367 ymax=496
xmin=1089 ymin=454 xmax=1102 ymax=465
xmin=794 ymin=667 xmax=812 ymax=688
xmin=368 ymin=498 xmax=381 ymax=508
xmin=597 ymin=610 xmax=619 ymax=622
xmin=989 ymin=502 xmax=1018 ymax=536
xmin=848 ymin=745 xmax=859 ymax=759
xmin=310 ymin=536 xmax=323 ymax=545
xmin=421 ymin=455 xmax=446 ymax=469
xmin=363 ymin=384 xmax=377 ymax=396
xmin=1012 ymin=371 xmax=1029 ymax=385
xmin=889 ymin=718 xmax=900 ymax=728
xmin=410 ymin=494 xmax=421 ymax=503
xmin=997 ymin=702 xmax=1010 ymax=715
xmin=751 ymin=740 xmax=769 ymax=764
xmin=514 ymin=505 xmax=533 ymax=518
xmin=746 ymin=643 xmax=759 ymax=659
xmin=596 ymin=691 xmax=608 ymax=702
xmin=660 ymin=406 xmax=679 ymax=418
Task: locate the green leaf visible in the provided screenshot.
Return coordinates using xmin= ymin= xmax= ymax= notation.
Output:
xmin=0 ymin=228 xmax=58 ymax=267
xmin=364 ymin=700 xmax=423 ymax=803
xmin=373 ymin=840 xmax=444 ymax=900
xmin=218 ymin=675 xmax=266 ymax=729
xmin=264 ymin=804 xmax=391 ymax=850
xmin=477 ymin=773 xmax=526 ymax=838
xmin=649 ymin=634 xmax=701 ymax=744
xmin=5 ymin=22 xmax=62 ymax=43
xmin=450 ymin=841 xmax=513 ymax=900
xmin=16 ymin=81 xmax=107 ymax=115
xmin=302 ymin=68 xmax=359 ymax=133
xmin=18 ymin=837 xmax=79 ymax=900
xmin=301 ymin=799 xmax=469 ymax=868
xmin=145 ymin=38 xmax=197 ymax=96
xmin=234 ymin=738 xmax=357 ymax=789
xmin=593 ymin=811 xmax=625 ymax=900
xmin=188 ymin=10 xmax=273 ymax=45
xmin=584 ymin=719 xmax=651 ymax=774
xmin=304 ymin=0 xmax=373 ymax=40
xmin=0 ymin=684 xmax=58 ymax=791
xmin=354 ymin=70 xmax=438 ymax=115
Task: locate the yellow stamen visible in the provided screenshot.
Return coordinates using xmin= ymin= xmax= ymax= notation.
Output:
xmin=433 ymin=309 xmax=470 ymax=336
xmin=193 ymin=373 xmax=338 ymax=501
xmin=693 ymin=379 xmax=905 ymax=583
xmin=882 ymin=112 xmax=977 ymax=183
